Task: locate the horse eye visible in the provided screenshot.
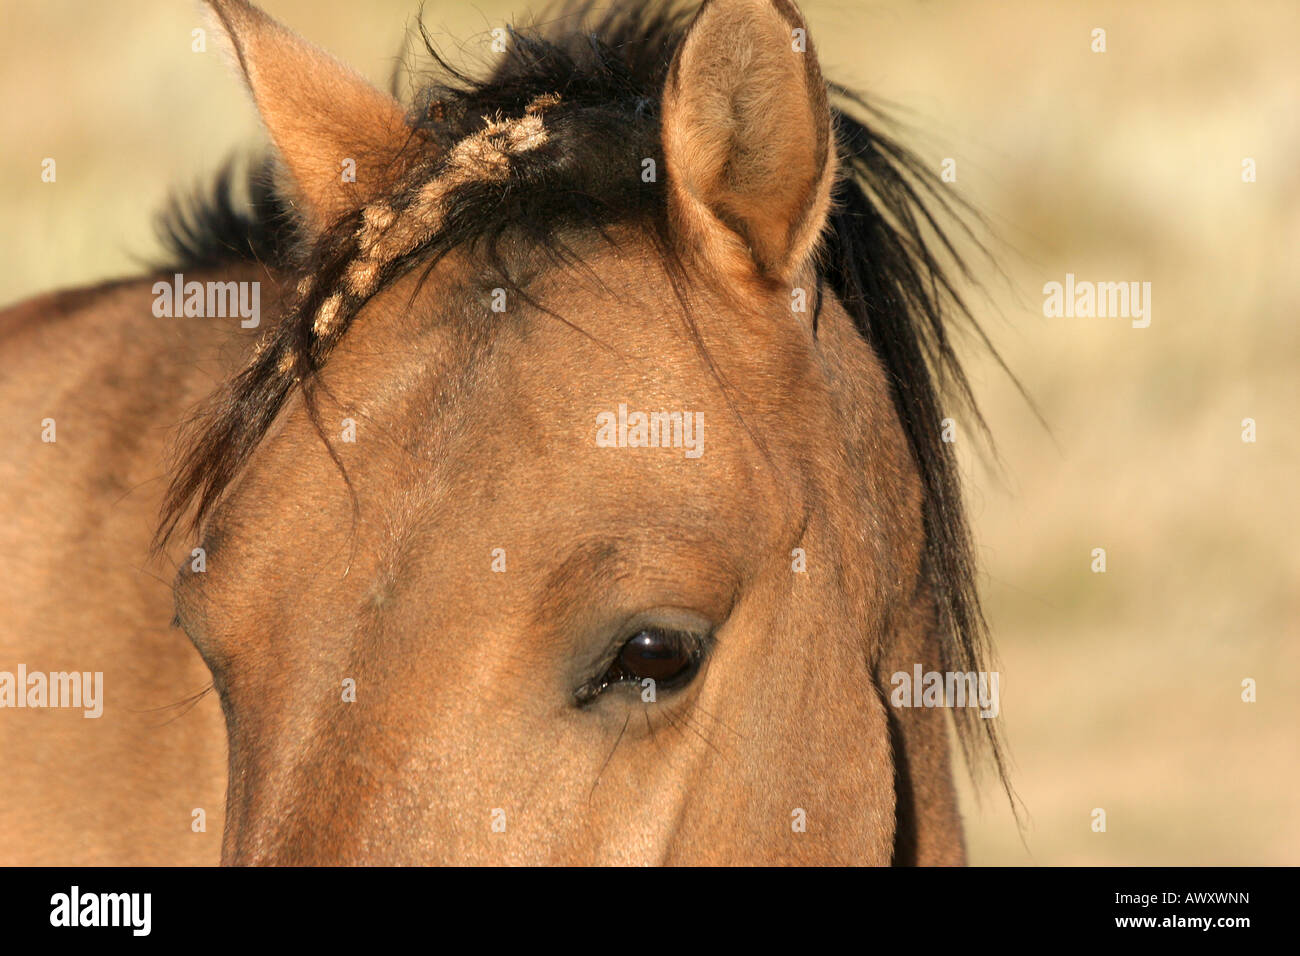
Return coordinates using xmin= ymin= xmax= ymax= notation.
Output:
xmin=618 ymin=629 xmax=696 ymax=682
xmin=576 ymin=628 xmax=705 ymax=705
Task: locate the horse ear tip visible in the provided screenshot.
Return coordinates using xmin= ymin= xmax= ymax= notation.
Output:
xmin=201 ymin=0 xmax=255 ymax=16
xmin=663 ymin=0 xmax=832 ymax=279
xmin=199 ymin=0 xmax=416 ymax=236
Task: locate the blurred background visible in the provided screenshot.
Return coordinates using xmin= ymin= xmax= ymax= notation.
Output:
xmin=2 ymin=0 xmax=1295 ymax=864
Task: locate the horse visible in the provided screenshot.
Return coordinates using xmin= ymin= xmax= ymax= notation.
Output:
xmin=0 ymin=0 xmax=1008 ymax=864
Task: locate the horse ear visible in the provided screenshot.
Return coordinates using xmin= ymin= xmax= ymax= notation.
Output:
xmin=661 ymin=0 xmax=835 ymax=282
xmin=203 ymin=0 xmax=417 ymax=234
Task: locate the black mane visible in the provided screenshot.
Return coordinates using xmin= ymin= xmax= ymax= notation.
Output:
xmin=156 ymin=157 xmax=295 ymax=272
xmin=157 ymin=0 xmax=1010 ymax=795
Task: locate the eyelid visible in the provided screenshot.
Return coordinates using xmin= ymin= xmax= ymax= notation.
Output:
xmin=612 ymin=608 xmax=715 ymax=644
xmin=602 ymin=608 xmax=714 ymax=672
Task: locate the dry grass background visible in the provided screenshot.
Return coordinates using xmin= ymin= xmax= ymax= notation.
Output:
xmin=2 ymin=0 xmax=1295 ymax=864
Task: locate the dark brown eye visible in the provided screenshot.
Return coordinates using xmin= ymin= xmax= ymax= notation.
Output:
xmin=575 ymin=627 xmax=706 ymax=705
xmin=618 ymin=629 xmax=694 ymax=682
